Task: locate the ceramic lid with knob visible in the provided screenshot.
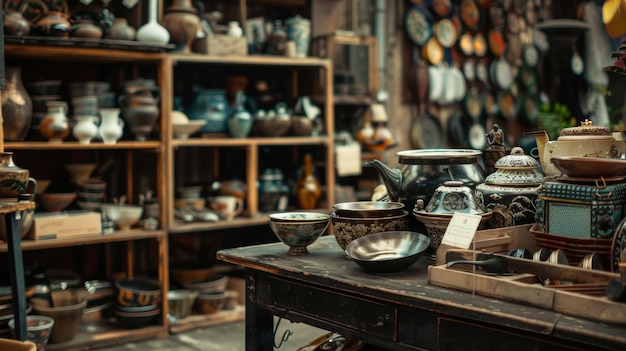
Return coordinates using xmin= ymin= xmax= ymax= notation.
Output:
xmin=557 ymin=119 xmax=614 ymax=140
xmin=485 ymin=147 xmax=543 ymax=186
xmin=416 ymin=180 xmax=488 ymax=216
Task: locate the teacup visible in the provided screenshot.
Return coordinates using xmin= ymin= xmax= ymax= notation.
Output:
xmin=208 ymin=196 xmax=243 ymax=220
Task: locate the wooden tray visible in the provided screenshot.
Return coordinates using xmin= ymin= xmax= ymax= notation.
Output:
xmin=428 ymin=250 xmax=626 ymax=325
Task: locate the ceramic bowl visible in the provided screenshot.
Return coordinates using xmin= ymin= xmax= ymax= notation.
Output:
xmin=170 ymin=264 xmax=214 ymax=285
xmin=112 ymin=306 xmax=160 ymax=329
xmin=100 ymin=204 xmax=143 ymax=230
xmin=344 ymin=231 xmax=430 ymax=273
xmin=173 ymin=121 xmax=206 ymax=139
xmin=290 ymin=115 xmax=314 ymax=136
xmin=182 ymin=273 xmax=228 ymax=294
xmin=167 ymin=289 xmax=199 ymax=320
xmin=65 ymin=163 xmax=97 ymax=184
xmin=252 ymin=118 xmax=292 ymax=137
xmin=333 ymin=201 xmax=405 ymax=218
xmin=115 ymin=278 xmax=161 ymax=307
xmin=268 ymin=212 xmax=331 ymax=255
xmin=8 ymin=315 xmax=54 ymax=351
xmin=38 ymin=192 xmax=77 ymax=212
xmin=31 ymin=291 xmax=87 ymax=344
xmin=551 ymin=156 xmax=626 ymax=178
xmin=76 ymin=178 xmax=107 ymax=193
xmin=331 ymin=210 xmax=409 ymax=250
xmin=195 ymin=292 xmax=226 ymax=315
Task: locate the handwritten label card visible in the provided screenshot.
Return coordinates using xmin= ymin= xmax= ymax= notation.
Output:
xmin=440 ymin=213 xmax=483 ymax=249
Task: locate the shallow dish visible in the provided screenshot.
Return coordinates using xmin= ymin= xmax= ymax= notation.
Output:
xmin=345 ymin=231 xmax=430 ymax=273
xmin=173 ymin=121 xmax=206 ymax=139
xmin=551 ymin=156 xmax=626 ymax=178
xmin=268 ymin=212 xmax=331 ymax=222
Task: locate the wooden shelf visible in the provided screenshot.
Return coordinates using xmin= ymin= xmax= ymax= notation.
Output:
xmin=169 ymin=217 xmax=268 ymax=234
xmin=46 ymin=325 xmax=168 ymax=351
xmin=171 ymin=136 xmax=332 ymax=148
xmin=169 ymin=306 xmax=245 ymax=334
xmin=0 ymin=229 xmax=167 ymax=252
xmin=169 ymin=53 xmax=331 ymax=68
xmin=5 ymin=43 xmax=167 ymax=63
xmin=4 ymin=141 xmax=162 ymax=151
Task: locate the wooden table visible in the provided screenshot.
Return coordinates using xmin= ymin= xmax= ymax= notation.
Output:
xmin=217 ymin=236 xmax=626 ymax=351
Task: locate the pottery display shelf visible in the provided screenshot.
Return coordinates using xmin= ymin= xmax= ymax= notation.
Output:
xmin=4 ymin=35 xmax=175 ymax=52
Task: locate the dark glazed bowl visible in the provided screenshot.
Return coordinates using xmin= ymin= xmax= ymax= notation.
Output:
xmin=333 ymin=201 xmax=405 ymax=218
xmin=115 ymin=278 xmax=161 ymax=307
xmin=344 ymin=231 xmax=430 ymax=273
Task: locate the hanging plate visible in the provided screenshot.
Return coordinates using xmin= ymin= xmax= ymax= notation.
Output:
xmin=519 ymin=93 xmax=540 ymax=123
xmin=447 ymin=110 xmax=472 ymax=148
xmin=488 ymin=30 xmax=506 ymax=57
xmin=435 ymin=19 xmax=458 ymax=48
xmin=463 ymin=88 xmax=483 ymax=120
xmin=476 ymin=60 xmax=490 ymax=85
xmin=498 ymin=90 xmax=517 ymax=120
xmin=423 ymin=37 xmax=445 ymax=64
xmin=482 ymin=89 xmax=499 ymax=116
xmin=405 ymin=6 xmax=434 ymax=46
xmin=488 ymin=3 xmax=505 ymax=30
xmin=468 ymin=120 xmax=488 ymax=150
xmin=494 ymin=58 xmax=514 ymax=90
xmin=428 ymin=64 xmax=445 ymax=102
xmin=463 ymin=59 xmax=476 ymax=81
xmin=460 ymin=0 xmax=481 ymax=31
xmin=431 ymin=0 xmax=453 ymax=18
xmin=459 ymin=32 xmax=475 ymax=56
xmin=473 ymin=33 xmax=488 ymax=57
xmin=522 ymin=44 xmax=539 ymax=67
xmin=410 ymin=112 xmax=445 ymax=149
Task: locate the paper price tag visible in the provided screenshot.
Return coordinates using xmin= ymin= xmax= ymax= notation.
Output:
xmin=440 ymin=213 xmax=482 ymax=249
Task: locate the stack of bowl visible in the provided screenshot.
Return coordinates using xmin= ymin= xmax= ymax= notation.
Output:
xmin=31 ymin=290 xmax=87 ymax=344
xmin=27 ymin=80 xmax=63 ymax=141
xmin=113 ymin=278 xmax=161 ymax=328
xmin=331 ymin=201 xmax=408 ymax=250
xmin=182 ymin=273 xmax=229 ymax=315
xmin=76 ymin=178 xmax=107 ymax=210
xmin=167 ymin=289 xmax=199 ymax=321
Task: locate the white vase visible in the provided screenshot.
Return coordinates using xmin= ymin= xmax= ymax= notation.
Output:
xmin=136 ymin=0 xmax=170 ymax=44
xmin=99 ymin=108 xmax=124 ymax=144
xmin=227 ymin=21 xmax=243 ymax=37
xmin=73 ymin=115 xmax=99 ymax=144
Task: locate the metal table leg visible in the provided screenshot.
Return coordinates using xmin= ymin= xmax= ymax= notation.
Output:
xmin=5 ymin=211 xmax=27 ymax=340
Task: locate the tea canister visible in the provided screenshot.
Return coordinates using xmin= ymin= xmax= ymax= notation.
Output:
xmin=476 ymin=147 xmax=543 ymax=226
xmin=536 ymin=178 xmax=626 ymax=239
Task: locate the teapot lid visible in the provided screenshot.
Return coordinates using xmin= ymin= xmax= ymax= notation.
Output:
xmin=486 ymin=147 xmax=543 ymax=185
xmin=558 ymin=119 xmax=613 ymax=140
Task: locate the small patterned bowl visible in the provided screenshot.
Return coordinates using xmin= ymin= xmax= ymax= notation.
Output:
xmin=331 ymin=210 xmax=409 ymax=250
xmin=268 ymin=212 xmax=331 ymax=255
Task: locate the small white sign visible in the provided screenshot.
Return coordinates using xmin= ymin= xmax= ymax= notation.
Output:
xmin=440 ymin=213 xmax=482 ymax=249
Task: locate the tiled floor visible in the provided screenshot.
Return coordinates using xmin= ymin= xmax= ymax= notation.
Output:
xmin=97 ymin=317 xmax=328 ymax=351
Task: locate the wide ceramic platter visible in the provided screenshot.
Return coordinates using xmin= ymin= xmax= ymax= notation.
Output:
xmin=551 ymin=156 xmax=626 ymax=178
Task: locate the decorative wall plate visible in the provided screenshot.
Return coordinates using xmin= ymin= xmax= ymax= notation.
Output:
xmin=405 ymin=6 xmax=433 ymax=46
xmin=459 ymin=32 xmax=474 ymax=56
xmin=473 ymin=33 xmax=488 ymax=57
xmin=435 ymin=19 xmax=458 ymax=48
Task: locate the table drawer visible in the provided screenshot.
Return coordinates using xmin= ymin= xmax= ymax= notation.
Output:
xmin=265 ymin=276 xmax=398 ymax=340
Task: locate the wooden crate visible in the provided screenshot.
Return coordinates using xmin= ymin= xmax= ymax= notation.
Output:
xmin=197 ymin=35 xmax=248 ymax=56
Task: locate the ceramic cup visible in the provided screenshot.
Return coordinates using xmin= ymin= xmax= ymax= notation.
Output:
xmin=208 ymin=195 xmax=243 ymax=220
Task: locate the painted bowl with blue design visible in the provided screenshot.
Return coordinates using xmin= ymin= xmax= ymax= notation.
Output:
xmin=268 ymin=212 xmax=331 ymax=255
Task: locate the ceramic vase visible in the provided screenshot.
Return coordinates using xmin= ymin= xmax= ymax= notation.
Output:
xmin=72 ymin=116 xmax=99 ymax=144
xmin=186 ymin=88 xmax=229 ymax=134
xmin=0 ymin=152 xmax=30 ymax=200
xmin=227 ymin=21 xmax=243 ymax=37
xmin=136 ymin=0 xmax=170 ymax=44
xmin=162 ymin=0 xmax=202 ymax=53
xmin=4 ymin=10 xmax=30 ymax=36
xmin=99 ymin=108 xmax=124 ymax=144
xmin=70 ymin=19 xmax=103 ymax=38
xmin=227 ymin=91 xmax=252 ymax=138
xmin=1 ymin=67 xmax=32 ymax=141
xmin=296 ymin=154 xmax=321 ymax=209
xmin=107 ymin=18 xmax=136 ymax=40
xmin=39 ymin=101 xmax=69 ymax=143
xmin=285 ymin=15 xmax=311 ymax=58
xmin=34 ymin=11 xmax=71 ymax=37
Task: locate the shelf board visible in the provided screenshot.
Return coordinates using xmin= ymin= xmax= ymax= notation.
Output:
xmin=4 ymin=141 xmax=162 ymax=151
xmin=169 ymin=306 xmax=245 ymax=334
xmin=171 ymin=136 xmax=332 ymax=148
xmin=5 ymin=43 xmax=167 ymax=63
xmin=169 ymin=53 xmax=332 ymax=68
xmin=46 ymin=325 xmax=168 ymax=351
xmin=169 ymin=217 xmax=268 ymax=233
xmin=0 ymin=229 xmax=166 ymax=252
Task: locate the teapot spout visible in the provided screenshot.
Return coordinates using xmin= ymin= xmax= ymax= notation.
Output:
xmin=365 ymin=159 xmax=402 ymax=202
xmin=523 ymin=130 xmax=549 ymax=170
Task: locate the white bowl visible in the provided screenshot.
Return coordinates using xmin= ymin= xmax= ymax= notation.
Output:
xmin=101 ymin=204 xmax=143 ymax=230
xmin=173 ymin=121 xmax=205 ymax=139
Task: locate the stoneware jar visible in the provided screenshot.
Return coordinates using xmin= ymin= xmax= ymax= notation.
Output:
xmin=1 ymin=67 xmax=32 ymax=141
xmin=476 ymin=147 xmax=543 ymax=226
xmin=107 ymin=18 xmax=136 ymax=40
xmin=162 ymin=0 xmax=202 ymax=53
xmin=0 ymin=152 xmax=31 ymax=200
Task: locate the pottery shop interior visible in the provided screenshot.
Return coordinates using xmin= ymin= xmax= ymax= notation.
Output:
xmin=3 ymin=0 xmax=626 ymax=350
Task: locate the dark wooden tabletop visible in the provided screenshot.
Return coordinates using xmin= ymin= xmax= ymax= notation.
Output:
xmin=218 ymin=235 xmax=626 ymax=350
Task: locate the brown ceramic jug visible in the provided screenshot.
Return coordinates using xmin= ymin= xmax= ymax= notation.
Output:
xmin=296 ymin=154 xmax=322 ymax=209
xmin=162 ymin=0 xmax=202 ymax=53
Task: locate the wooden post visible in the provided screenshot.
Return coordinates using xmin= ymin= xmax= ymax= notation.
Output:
xmin=0 ymin=90 xmax=4 ymax=152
